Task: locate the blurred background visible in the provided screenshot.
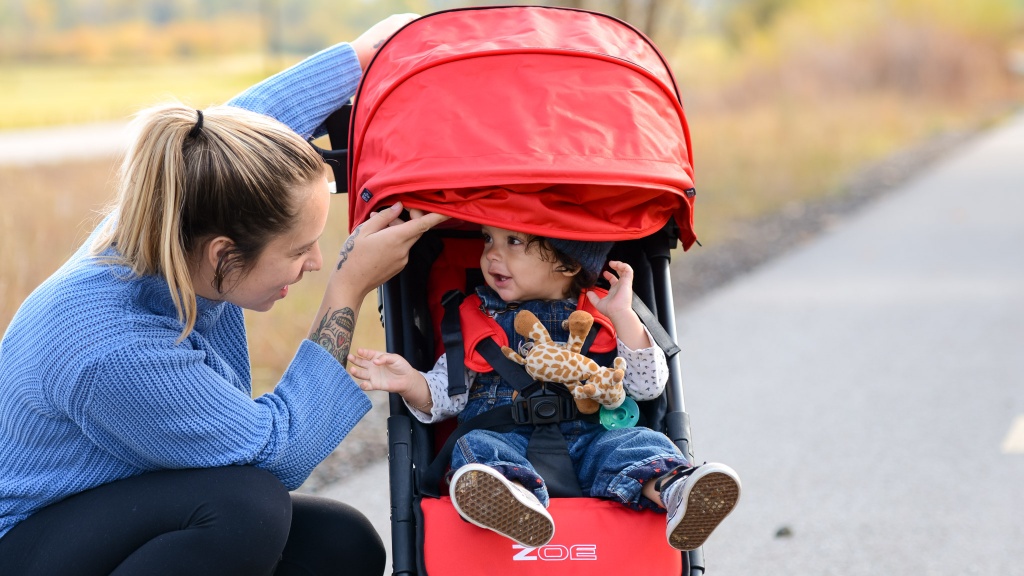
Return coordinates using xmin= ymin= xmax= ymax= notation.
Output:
xmin=1 ymin=0 xmax=1022 ymax=400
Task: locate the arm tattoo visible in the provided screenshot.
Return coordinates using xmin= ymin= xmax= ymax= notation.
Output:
xmin=309 ymin=307 xmax=357 ymax=365
xmin=337 ymin=225 xmax=361 ymax=271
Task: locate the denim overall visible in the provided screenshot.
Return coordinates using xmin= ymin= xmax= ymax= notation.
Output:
xmin=450 ymin=286 xmax=683 ymax=511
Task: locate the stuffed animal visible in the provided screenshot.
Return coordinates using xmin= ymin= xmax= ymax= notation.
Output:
xmin=500 ymin=309 xmax=626 ymax=414
xmin=571 ymin=356 xmax=626 ymax=410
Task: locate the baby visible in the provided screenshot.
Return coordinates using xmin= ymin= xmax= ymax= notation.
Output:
xmin=349 ymin=225 xmax=740 ymax=551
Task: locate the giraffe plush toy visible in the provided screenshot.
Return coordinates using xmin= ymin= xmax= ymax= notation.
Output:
xmin=500 ymin=309 xmax=626 ymax=414
xmin=572 ymin=356 xmax=627 ymax=411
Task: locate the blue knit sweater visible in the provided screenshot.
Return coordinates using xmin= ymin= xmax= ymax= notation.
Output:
xmin=0 ymin=42 xmax=363 ymax=539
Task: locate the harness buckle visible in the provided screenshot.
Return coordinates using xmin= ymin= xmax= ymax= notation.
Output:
xmin=511 ymin=383 xmax=579 ymax=425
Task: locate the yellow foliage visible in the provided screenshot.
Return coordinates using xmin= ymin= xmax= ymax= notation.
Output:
xmin=890 ymin=0 xmax=1019 ymax=37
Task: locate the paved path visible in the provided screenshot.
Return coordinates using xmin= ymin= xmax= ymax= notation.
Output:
xmin=323 ymin=112 xmax=1024 ymax=575
xmin=0 ymin=121 xmax=128 ymax=165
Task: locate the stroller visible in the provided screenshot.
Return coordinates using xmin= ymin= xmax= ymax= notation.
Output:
xmin=320 ymin=6 xmax=708 ymax=575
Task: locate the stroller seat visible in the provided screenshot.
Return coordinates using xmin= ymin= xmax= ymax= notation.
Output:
xmin=373 ymin=229 xmax=699 ymax=576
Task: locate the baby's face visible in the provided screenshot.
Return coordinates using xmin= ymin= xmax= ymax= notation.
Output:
xmin=479 ymin=225 xmax=575 ymax=302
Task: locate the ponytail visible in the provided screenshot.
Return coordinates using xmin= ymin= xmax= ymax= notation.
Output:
xmin=91 ymin=102 xmax=325 ymax=340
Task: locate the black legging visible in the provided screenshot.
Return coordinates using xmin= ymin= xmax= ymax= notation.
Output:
xmin=0 ymin=466 xmax=386 ymax=576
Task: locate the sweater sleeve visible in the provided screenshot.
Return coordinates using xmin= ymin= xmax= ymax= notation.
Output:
xmin=76 ymin=339 xmax=370 ymax=490
xmin=227 ymin=42 xmax=362 ymax=139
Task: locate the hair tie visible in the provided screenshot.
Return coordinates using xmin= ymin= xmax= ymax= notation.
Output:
xmin=188 ymin=109 xmax=204 ymax=138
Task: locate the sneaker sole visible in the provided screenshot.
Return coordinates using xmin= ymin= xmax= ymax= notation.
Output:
xmin=452 ymin=469 xmax=554 ymax=548
xmin=668 ymin=471 xmax=741 ymax=551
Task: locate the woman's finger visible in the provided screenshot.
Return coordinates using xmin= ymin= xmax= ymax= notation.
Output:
xmin=375 ymin=211 xmax=449 ymax=249
xmin=357 ymin=203 xmax=405 ymax=236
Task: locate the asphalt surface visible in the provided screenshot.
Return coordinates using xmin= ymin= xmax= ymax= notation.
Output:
xmin=3 ymin=112 xmax=1021 ymax=574
xmin=325 ymin=111 xmax=1024 ymax=575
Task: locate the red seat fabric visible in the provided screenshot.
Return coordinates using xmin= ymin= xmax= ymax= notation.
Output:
xmin=421 ymin=496 xmax=682 ymax=575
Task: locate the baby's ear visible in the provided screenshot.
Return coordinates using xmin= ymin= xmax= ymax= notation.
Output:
xmin=559 ymin=265 xmax=580 ymax=278
xmin=554 ymin=260 xmax=581 ymax=277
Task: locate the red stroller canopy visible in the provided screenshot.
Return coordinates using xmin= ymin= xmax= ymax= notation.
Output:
xmin=347 ymin=6 xmax=698 ymax=249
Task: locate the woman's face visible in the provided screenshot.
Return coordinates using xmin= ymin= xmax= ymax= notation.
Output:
xmin=221 ymin=178 xmax=330 ymax=311
xmin=479 ymin=225 xmax=575 ymax=302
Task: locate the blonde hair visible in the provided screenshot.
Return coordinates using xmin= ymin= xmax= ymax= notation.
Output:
xmin=91 ymin=102 xmax=325 ymax=340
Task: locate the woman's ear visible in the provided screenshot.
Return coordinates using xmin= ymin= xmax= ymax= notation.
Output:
xmin=194 ymin=236 xmax=236 ymax=294
xmin=204 ymin=236 xmax=235 ymax=271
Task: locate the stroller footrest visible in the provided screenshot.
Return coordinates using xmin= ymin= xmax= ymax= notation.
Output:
xmin=420 ymin=496 xmax=683 ymax=574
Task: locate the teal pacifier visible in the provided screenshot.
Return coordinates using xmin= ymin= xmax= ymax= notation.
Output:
xmin=599 ymin=396 xmax=639 ymax=430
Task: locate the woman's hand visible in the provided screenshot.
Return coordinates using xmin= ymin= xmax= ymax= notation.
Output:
xmin=351 ymin=13 xmax=419 ymax=70
xmin=309 ymin=203 xmax=446 ymax=366
xmin=330 ymin=202 xmax=448 ymax=301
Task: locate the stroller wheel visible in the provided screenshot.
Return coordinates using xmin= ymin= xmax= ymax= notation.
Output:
xmin=450 ymin=463 xmax=555 ymax=548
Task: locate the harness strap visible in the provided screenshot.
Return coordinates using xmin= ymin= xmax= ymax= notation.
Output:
xmin=580 ymin=322 xmax=600 ymax=356
xmin=441 ymin=290 xmax=467 ymax=396
xmin=527 ymin=423 xmax=583 ymax=497
xmin=632 ymin=293 xmax=681 ymax=358
xmin=476 ymin=338 xmax=535 ymax=392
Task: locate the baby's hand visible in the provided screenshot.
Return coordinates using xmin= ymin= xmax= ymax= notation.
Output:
xmin=587 ymin=261 xmax=635 ymax=320
xmin=347 ymin=348 xmax=418 ymax=394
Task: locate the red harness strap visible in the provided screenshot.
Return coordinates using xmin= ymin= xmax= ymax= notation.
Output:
xmin=459 ymin=288 xmax=618 ymax=373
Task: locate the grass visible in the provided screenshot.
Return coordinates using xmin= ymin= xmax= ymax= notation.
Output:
xmin=687 ymin=94 xmax=1003 ymax=244
xmin=0 ymin=55 xmax=274 ymax=129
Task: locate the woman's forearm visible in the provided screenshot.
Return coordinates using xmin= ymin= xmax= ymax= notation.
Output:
xmin=308 ymin=242 xmax=371 ymax=366
xmin=227 ymin=42 xmax=362 ymax=139
xmin=307 ymin=205 xmax=448 ymax=366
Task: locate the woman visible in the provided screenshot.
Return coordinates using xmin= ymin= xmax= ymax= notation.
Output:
xmin=0 ymin=14 xmax=441 ymax=576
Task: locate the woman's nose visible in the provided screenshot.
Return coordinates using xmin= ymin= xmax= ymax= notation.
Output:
xmin=307 ymin=244 xmax=324 ymax=272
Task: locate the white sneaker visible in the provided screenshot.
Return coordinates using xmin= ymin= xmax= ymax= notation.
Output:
xmin=662 ymin=462 xmax=741 ymax=551
xmin=449 ymin=463 xmax=555 ymax=548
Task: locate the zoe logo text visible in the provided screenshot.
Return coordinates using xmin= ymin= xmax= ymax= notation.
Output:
xmin=512 ymin=544 xmax=597 ymax=561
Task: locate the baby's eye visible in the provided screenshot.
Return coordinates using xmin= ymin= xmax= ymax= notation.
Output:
xmin=507 ymin=236 xmax=524 ymax=246
xmin=481 ymin=232 xmax=492 ymax=244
